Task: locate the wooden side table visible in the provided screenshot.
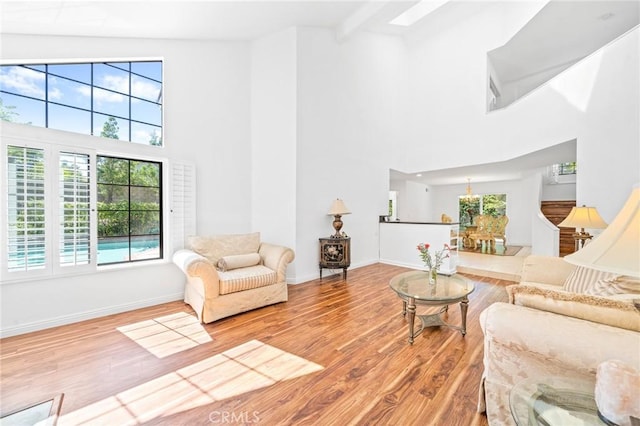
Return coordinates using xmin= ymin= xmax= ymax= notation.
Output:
xmin=319 ymin=237 xmax=350 ymax=279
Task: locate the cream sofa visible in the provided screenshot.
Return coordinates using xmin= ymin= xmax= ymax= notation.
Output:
xmin=173 ymin=232 xmax=295 ymax=324
xmin=478 ymin=255 xmax=640 ymax=425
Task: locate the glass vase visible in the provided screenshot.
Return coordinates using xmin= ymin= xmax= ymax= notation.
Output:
xmin=429 ymin=268 xmax=438 ymax=285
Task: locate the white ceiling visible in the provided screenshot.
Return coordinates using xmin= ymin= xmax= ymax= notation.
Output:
xmin=0 ymin=1 xmax=412 ymax=41
xmin=490 ymin=1 xmax=639 ymax=84
xmin=390 ymin=140 xmax=577 ymax=186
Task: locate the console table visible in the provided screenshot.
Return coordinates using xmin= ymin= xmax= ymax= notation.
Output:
xmin=319 ymin=236 xmax=350 ymax=279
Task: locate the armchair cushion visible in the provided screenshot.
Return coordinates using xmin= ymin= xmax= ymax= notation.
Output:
xmin=218 ymin=253 xmax=261 ymax=271
xmin=218 ymin=265 xmax=277 ymax=295
xmin=187 ymin=232 xmax=260 ymax=265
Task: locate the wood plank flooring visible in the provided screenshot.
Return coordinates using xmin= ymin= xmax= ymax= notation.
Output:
xmin=0 ymin=263 xmax=512 ymax=425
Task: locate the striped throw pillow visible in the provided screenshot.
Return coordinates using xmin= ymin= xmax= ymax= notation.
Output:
xmin=562 ymin=266 xmax=617 ymax=294
xmin=586 ymin=276 xmax=640 ymax=297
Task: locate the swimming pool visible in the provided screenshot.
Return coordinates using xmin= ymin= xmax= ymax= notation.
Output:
xmin=98 ymin=239 xmax=160 ymax=264
xmin=7 ymin=239 xmax=160 ymax=269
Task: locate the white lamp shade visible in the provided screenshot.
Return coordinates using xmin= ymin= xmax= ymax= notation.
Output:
xmin=558 ymin=206 xmax=608 ymax=229
xmin=564 ymin=185 xmax=640 ymax=277
xmin=328 ymin=199 xmax=351 ymax=216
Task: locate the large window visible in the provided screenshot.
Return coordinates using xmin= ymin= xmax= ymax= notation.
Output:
xmin=459 ymin=194 xmax=507 ymax=228
xmin=0 ymin=61 xmax=162 ymax=145
xmin=3 ymin=143 xmax=164 ymax=279
xmin=97 ymin=156 xmax=162 ymax=265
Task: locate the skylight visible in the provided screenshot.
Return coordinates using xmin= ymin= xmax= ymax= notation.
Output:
xmin=389 ymin=0 xmax=449 ymax=26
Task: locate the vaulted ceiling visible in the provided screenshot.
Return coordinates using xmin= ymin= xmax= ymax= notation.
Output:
xmin=1 ymin=1 xmax=637 ymax=186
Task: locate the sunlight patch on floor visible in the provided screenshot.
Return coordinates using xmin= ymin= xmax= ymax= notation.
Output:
xmin=116 ymin=311 xmax=212 ymax=358
xmin=58 ymin=340 xmax=324 ymax=425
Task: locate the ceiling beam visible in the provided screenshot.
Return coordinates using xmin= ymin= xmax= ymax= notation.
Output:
xmin=335 ymin=1 xmax=391 ymax=43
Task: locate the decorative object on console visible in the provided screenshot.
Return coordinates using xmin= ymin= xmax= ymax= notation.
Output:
xmin=558 ymin=205 xmax=608 ymax=251
xmin=328 ymin=198 xmax=351 ymax=238
xmin=563 ymin=184 xmax=639 ymax=277
xmin=417 ymin=242 xmax=450 ymax=284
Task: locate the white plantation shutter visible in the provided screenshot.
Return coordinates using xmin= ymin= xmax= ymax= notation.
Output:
xmin=6 ymin=146 xmax=47 ymax=272
xmin=171 ymin=161 xmax=196 ymax=251
xmin=58 ymin=152 xmax=91 ymax=267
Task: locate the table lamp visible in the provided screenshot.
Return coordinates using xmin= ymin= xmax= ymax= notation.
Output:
xmin=328 ymin=199 xmax=351 ymax=238
xmin=558 ymin=205 xmax=608 ymax=251
xmin=563 ymin=184 xmax=639 ymax=277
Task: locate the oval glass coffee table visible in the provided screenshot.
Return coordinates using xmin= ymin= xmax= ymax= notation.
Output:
xmin=389 ymin=271 xmax=475 ymax=345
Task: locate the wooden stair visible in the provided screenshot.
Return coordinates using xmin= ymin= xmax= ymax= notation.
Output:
xmin=541 ymin=200 xmax=576 ymax=257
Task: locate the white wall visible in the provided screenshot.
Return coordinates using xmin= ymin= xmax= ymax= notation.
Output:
xmin=250 ymin=28 xmax=298 ymax=279
xmin=574 ymin=28 xmax=640 ymax=221
xmin=0 ymin=34 xmax=253 ymax=336
xmin=542 ymin=182 xmax=576 ymax=201
xmin=399 ymin=7 xmax=639 ymax=229
xmin=294 ymin=27 xmax=408 ymax=282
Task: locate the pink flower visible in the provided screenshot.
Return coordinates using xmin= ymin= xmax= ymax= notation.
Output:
xmin=417 ymin=243 xmax=450 ymax=271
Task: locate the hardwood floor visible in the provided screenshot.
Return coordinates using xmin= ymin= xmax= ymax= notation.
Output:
xmin=0 ymin=264 xmax=512 ymax=425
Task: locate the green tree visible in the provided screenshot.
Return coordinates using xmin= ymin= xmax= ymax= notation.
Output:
xmin=482 ymin=194 xmax=507 ymax=217
xmin=149 ymin=132 xmax=162 ymax=146
xmin=459 ymin=197 xmax=480 ymax=227
xmin=0 ymin=97 xmax=18 ymax=122
xmin=101 ymin=117 xmax=120 ymax=139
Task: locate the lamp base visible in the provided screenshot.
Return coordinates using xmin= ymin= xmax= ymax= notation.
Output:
xmin=332 ymin=215 xmax=343 ymax=238
xmin=573 ymin=231 xmax=592 ymax=251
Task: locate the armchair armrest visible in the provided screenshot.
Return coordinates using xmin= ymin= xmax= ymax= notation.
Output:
xmin=520 ymin=255 xmax=576 ymax=287
xmin=259 ymin=243 xmax=295 ymax=282
xmin=173 ymin=249 xmax=221 ymax=298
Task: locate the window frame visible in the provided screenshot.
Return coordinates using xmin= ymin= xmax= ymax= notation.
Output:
xmin=0 ymin=127 xmax=172 ymax=283
xmin=0 ymin=59 xmax=163 ymax=146
xmin=3 ymin=141 xmax=52 ymax=280
xmin=53 ymin=145 xmax=97 ymax=276
xmin=96 ymin=154 xmax=163 ymax=266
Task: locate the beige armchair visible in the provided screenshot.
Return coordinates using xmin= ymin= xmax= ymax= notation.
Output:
xmin=173 ymin=233 xmax=295 ymax=323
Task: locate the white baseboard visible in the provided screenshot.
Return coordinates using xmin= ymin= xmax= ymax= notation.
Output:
xmin=289 ymin=259 xmax=380 ymax=285
xmin=0 ymin=292 xmax=184 ymax=338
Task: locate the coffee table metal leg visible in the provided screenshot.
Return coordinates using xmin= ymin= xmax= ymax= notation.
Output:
xmin=407 ymin=297 xmax=416 ymax=345
xmin=460 ymin=297 xmax=469 ymax=336
xmin=402 ymin=300 xmax=407 ymax=316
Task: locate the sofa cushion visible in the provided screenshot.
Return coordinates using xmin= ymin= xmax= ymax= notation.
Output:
xmin=218 ymin=265 xmax=277 ymax=295
xmin=586 ymin=276 xmax=640 ymax=297
xmin=217 ymin=253 xmax=261 ymax=272
xmin=187 ymin=232 xmax=260 ymax=266
xmin=562 ymin=266 xmax=617 ymax=293
xmin=507 ymin=284 xmax=640 ymax=332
